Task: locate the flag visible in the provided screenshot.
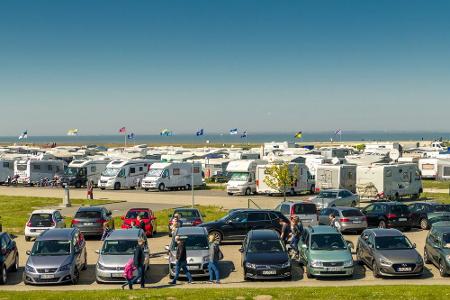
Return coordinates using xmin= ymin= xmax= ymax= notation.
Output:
xmin=119 ymin=127 xmax=126 ymax=133
xmin=240 ymin=130 xmax=247 ymax=138
xmin=294 ymin=131 xmax=303 ymax=139
xmin=67 ymin=129 xmax=78 ymax=136
xmin=18 ymin=130 xmax=28 ymax=140
xmin=127 ymin=133 xmax=135 ymax=140
xmin=196 ymin=129 xmax=204 ymax=136
xmin=229 ymin=128 xmax=238 ymax=135
xmin=335 ymin=129 xmax=342 ymax=135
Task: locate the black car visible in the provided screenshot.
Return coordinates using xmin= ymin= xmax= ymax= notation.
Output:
xmin=361 ymin=202 xmax=411 ymax=231
xmin=0 ymin=232 xmax=19 ymax=284
xmin=199 ymin=209 xmax=290 ymax=243
xmin=71 ymin=207 xmax=114 ymax=238
xmin=240 ymin=229 xmax=291 ymax=280
xmin=408 ymin=202 xmax=450 ymax=230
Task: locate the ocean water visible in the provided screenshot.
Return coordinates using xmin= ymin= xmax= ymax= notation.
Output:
xmin=0 ymin=132 xmax=449 ymax=145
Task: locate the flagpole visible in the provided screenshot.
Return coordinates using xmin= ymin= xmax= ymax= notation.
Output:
xmin=124 ymin=131 xmax=127 ymax=147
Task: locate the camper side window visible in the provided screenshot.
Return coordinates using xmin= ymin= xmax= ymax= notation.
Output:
xmin=48 ymin=165 xmax=53 ymax=171
xmin=162 ymin=170 xmax=169 ymax=178
xmin=130 ymin=167 xmax=136 ymax=174
xmin=139 ymin=167 xmax=143 ymax=172
xmin=33 ymin=165 xmax=41 ymax=170
xmin=91 ymin=166 xmax=96 ymax=173
xmin=193 ymin=167 xmax=200 ymax=173
xmin=173 ymin=168 xmax=180 ymax=176
xmin=3 ymin=162 xmax=9 ymax=168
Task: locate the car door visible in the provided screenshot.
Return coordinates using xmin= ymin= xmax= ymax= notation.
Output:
xmin=241 ymin=236 xmax=248 ymax=266
xmin=0 ymin=235 xmax=13 ymax=269
xmin=426 ymin=229 xmax=438 ymax=264
xmin=361 ymin=204 xmax=377 ymax=227
xmin=221 ymin=212 xmax=248 ymax=240
xmin=357 ymin=232 xmax=369 ymax=265
xmin=365 ymin=233 xmax=376 ymax=263
xmin=299 ymin=230 xmax=310 ymax=264
xmin=247 ymin=212 xmax=272 ymax=231
xmin=72 ymin=231 xmax=83 ymax=270
xmin=319 ymin=208 xmax=331 ymax=225
xmin=408 ymin=204 xmax=419 ymax=226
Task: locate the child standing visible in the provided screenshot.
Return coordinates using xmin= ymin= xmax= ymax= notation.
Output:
xmin=122 ymin=258 xmax=136 ymax=290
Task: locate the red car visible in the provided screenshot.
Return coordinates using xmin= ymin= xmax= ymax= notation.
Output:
xmin=121 ymin=208 xmax=157 ymax=237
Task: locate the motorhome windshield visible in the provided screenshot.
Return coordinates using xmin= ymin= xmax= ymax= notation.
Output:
xmin=102 ymin=168 xmax=120 ymax=177
xmin=230 ymin=172 xmax=249 ymax=181
xmin=64 ymin=167 xmax=85 ymax=177
xmin=147 ymin=169 xmax=163 ymax=177
xmin=16 ymin=164 xmax=27 ymax=171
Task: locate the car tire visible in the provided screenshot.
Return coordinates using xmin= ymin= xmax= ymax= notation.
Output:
xmin=411 ymin=193 xmax=419 ymax=201
xmin=72 ymin=267 xmax=80 ymax=285
xmin=420 ymin=218 xmax=429 ymax=230
xmin=439 ymin=260 xmax=447 ymax=277
xmin=309 ymin=185 xmax=316 ymax=195
xmin=158 ymin=183 xmax=165 ymax=192
xmin=424 ymin=248 xmax=431 ymax=264
xmin=372 ymin=261 xmax=380 ymax=278
xmin=208 ymin=231 xmax=222 ymax=244
xmin=186 ymin=184 xmax=191 ymax=190
xmin=378 ymin=220 xmax=386 ymax=229
xmin=306 ymin=269 xmax=314 ymax=279
xmin=245 ymin=188 xmax=251 ymax=196
xmin=75 ymin=182 xmax=82 ymax=188
xmin=114 ymin=182 xmax=121 ymax=190
xmin=25 ymin=236 xmax=31 ymax=242
xmin=144 ymin=188 xmax=149 ymax=192
xmin=100 ymin=187 xmax=105 ymax=190
xmin=227 ymin=192 xmax=233 ymax=196
xmin=11 ymin=255 xmax=18 ymax=272
xmin=0 ymin=265 xmax=7 ymax=285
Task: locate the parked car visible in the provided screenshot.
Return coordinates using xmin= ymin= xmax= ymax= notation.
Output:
xmin=0 ymin=216 xmax=3 ymax=232
xmin=360 ymin=202 xmax=411 ymax=231
xmin=25 ymin=209 xmax=66 ymax=242
xmin=298 ymin=225 xmax=354 ymax=278
xmin=166 ymin=227 xmax=210 ymax=279
xmin=356 ymin=228 xmax=423 ymax=277
xmin=424 ymin=223 xmax=450 ymax=277
xmin=240 ymin=229 xmax=291 ymax=280
xmin=199 ymin=209 xmax=290 ymax=243
xmin=274 ymin=201 xmax=318 ymax=226
xmin=310 ymin=189 xmax=359 ymax=210
xmin=0 ymin=232 xmax=19 ymax=284
xmin=71 ymin=207 xmax=114 ymax=238
xmin=121 ymin=208 xmax=157 ymax=237
xmin=408 ymin=202 xmax=450 ymax=230
xmin=24 ymin=228 xmax=87 ymax=285
xmin=95 ymin=229 xmax=149 ymax=283
xmin=318 ymin=207 xmax=368 ymax=233
xmin=168 ymin=208 xmax=204 ymax=233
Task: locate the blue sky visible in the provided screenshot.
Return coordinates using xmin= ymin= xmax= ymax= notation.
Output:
xmin=0 ymin=0 xmax=449 ymax=135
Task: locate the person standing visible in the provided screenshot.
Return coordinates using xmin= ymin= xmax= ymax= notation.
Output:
xmin=290 ymin=217 xmax=302 ymax=257
xmin=170 ymin=213 xmax=183 ymax=236
xmin=169 ymin=236 xmax=193 ymax=285
xmin=279 ymin=218 xmax=290 ymax=244
xmin=137 ymin=215 xmax=146 ymax=232
xmin=328 ymin=214 xmax=337 ymax=228
xmin=132 ymin=239 xmax=146 ymax=288
xmin=121 ymin=258 xmax=136 ymax=290
xmin=87 ymin=180 xmax=94 ymax=200
xmin=101 ymin=221 xmax=112 ymax=241
xmin=208 ymin=235 xmax=222 ymax=284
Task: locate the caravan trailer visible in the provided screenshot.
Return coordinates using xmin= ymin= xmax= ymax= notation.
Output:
xmin=141 ymin=162 xmax=203 ymax=191
xmin=315 ymin=164 xmax=357 ymax=193
xmin=14 ymin=159 xmax=65 ymax=185
xmin=418 ymin=158 xmax=450 ymax=180
xmin=356 ymin=163 xmax=423 ymax=200
xmin=98 ymin=159 xmax=155 ymax=190
xmin=62 ymin=158 xmax=111 ymax=188
xmin=226 ymin=159 xmax=267 ymax=195
xmin=0 ymin=159 xmax=14 ymax=183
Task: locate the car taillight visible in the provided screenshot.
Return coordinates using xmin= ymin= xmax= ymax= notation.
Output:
xmin=71 ymin=219 xmax=80 ymax=225
xmin=192 ymin=219 xmax=202 ymax=226
xmin=315 ymin=187 xmax=320 ymax=192
xmin=256 ymin=179 xmax=259 ymax=186
xmin=290 ymin=206 xmax=295 ymax=217
xmin=339 ymin=218 xmax=350 ymax=223
xmin=387 ymin=213 xmax=397 ymax=219
xmin=27 ymin=222 xmax=32 ymax=227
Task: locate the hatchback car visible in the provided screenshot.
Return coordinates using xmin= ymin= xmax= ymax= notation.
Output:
xmin=0 ymin=232 xmax=19 ymax=284
xmin=24 ymin=228 xmax=87 ymax=285
xmin=71 ymin=206 xmax=114 ymax=238
xmin=274 ymin=201 xmax=318 ymax=226
xmin=424 ymin=224 xmax=450 ymax=277
xmin=408 ymin=202 xmax=450 ymax=230
xmin=168 ymin=208 xmax=204 ymax=232
xmin=361 ymin=202 xmax=411 ymax=231
xmin=95 ymin=229 xmax=150 ymax=283
xmin=166 ymin=227 xmax=210 ymax=279
xmin=318 ymin=207 xmax=368 ymax=233
xmin=240 ymin=230 xmax=291 ymax=280
xmin=25 ymin=209 xmax=66 ymax=241
xmin=299 ymin=226 xmax=354 ymax=278
xmin=121 ymin=208 xmax=157 ymax=237
xmin=311 ymin=189 xmax=359 ymax=210
xmin=199 ymin=209 xmax=290 ymax=243
xmin=356 ymin=228 xmax=423 ymax=277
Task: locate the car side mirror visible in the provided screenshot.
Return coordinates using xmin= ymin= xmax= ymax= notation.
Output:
xmin=227 ymin=220 xmax=233 ymax=225
xmin=165 ymin=245 xmax=170 ymax=251
xmin=26 ymin=250 xmax=31 ymax=256
xmin=239 ymin=248 xmax=244 ymax=253
xmin=413 ymin=243 xmax=417 ymax=249
xmin=95 ymin=249 xmax=100 ymax=254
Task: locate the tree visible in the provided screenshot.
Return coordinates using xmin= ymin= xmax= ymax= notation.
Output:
xmin=263 ymin=162 xmax=299 ymax=202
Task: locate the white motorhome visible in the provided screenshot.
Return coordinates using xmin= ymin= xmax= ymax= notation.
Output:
xmin=255 ymin=163 xmax=315 ymax=195
xmin=141 ymin=162 xmax=203 ymax=191
xmin=226 ymin=159 xmax=267 ymax=196
xmin=418 ymin=158 xmax=450 ymax=180
xmin=315 ymin=164 xmax=357 ymax=193
xmin=62 ymin=158 xmax=111 ymax=188
xmin=0 ymin=159 xmax=14 ymax=183
xmin=14 ymin=159 xmax=65 ymax=184
xmin=98 ymin=159 xmax=155 ymax=190
xmin=356 ymin=163 xmax=423 ymax=200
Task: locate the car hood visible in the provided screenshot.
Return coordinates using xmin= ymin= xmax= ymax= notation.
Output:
xmin=309 ymin=249 xmax=352 ymax=262
xmin=99 ymin=254 xmax=134 ymax=267
xmin=168 ymin=249 xmax=209 ymax=263
xmin=246 ymin=252 xmax=289 ymax=265
xmin=28 ymin=255 xmax=72 ymax=268
xmin=377 ymin=249 xmax=421 ymax=262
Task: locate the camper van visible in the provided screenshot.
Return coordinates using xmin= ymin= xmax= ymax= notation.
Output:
xmin=315 ymin=164 xmax=357 ymax=193
xmin=255 ymin=162 xmax=315 ymax=195
xmin=226 ymin=159 xmax=267 ymax=196
xmin=0 ymin=159 xmax=14 ymax=183
xmin=356 ymin=163 xmax=423 ymax=200
xmin=14 ymin=159 xmax=65 ymax=185
xmin=418 ymin=158 xmax=450 ymax=180
xmin=98 ymin=159 xmax=155 ymax=190
xmin=141 ymin=162 xmax=203 ymax=191
xmin=62 ymin=158 xmax=111 ymax=188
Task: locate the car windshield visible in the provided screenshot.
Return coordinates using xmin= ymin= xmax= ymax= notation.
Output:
xmin=31 ymin=240 xmax=71 ymax=256
xmin=341 ymin=210 xmax=363 ymax=217
xmin=175 ymin=210 xmax=200 ymax=218
xmin=310 ymin=234 xmax=346 ymax=250
xmin=443 ymin=234 xmax=450 ymax=249
xmin=432 ymin=205 xmax=450 ymax=212
xmin=102 ymin=240 xmax=137 ymax=255
xmin=147 ymin=169 xmax=163 ymax=177
xmin=29 ymin=213 xmax=53 ymax=227
xmin=102 ymin=168 xmax=120 ymax=177
xmin=64 ymin=167 xmax=80 ymax=176
xmin=248 ymin=239 xmax=285 ymax=253
xmin=375 ymin=236 xmax=413 ymax=250
xmin=16 ymin=164 xmax=27 ymax=171
xmin=75 ymin=211 xmax=102 ymax=219
xmin=230 ymin=172 xmax=249 ymax=181
xmin=293 ymin=204 xmax=317 ymax=214
xmin=171 ymin=235 xmax=209 ymax=251
xmin=126 ymin=211 xmax=149 ymax=219
xmin=318 ymin=191 xmax=338 ymax=198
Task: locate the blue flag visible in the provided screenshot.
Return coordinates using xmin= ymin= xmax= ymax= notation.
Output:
xmin=196 ymin=129 xmax=204 ymax=136
xmin=229 ymin=128 xmax=238 ymax=135
xmin=127 ymin=133 xmax=135 ymax=140
xmin=240 ymin=131 xmax=247 ymax=138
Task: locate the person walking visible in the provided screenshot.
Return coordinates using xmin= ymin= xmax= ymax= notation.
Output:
xmin=137 ymin=215 xmax=146 ymax=232
xmin=170 ymin=213 xmax=183 ymax=236
xmin=279 ymin=218 xmax=290 ymax=245
xmin=169 ymin=236 xmax=193 ymax=285
xmin=87 ymin=180 xmax=94 ymax=200
xmin=101 ymin=221 xmax=112 ymax=241
xmin=328 ymin=213 xmax=337 ymax=228
xmin=208 ymin=235 xmax=222 ymax=284
xmin=121 ymin=258 xmax=136 ymax=290
xmin=132 ymin=239 xmax=146 ymax=288
xmin=290 ymin=217 xmax=303 ymax=257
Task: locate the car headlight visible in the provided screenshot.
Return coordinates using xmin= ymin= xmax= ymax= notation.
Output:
xmin=343 ymin=259 xmax=353 ymax=267
xmin=25 ymin=264 xmax=36 ymax=273
xmin=281 ymin=261 xmax=291 ymax=268
xmin=203 ymin=256 xmax=209 ymax=263
xmin=310 ymin=260 xmax=323 ymax=268
xmin=97 ymin=262 xmax=106 ymax=270
xmin=379 ymin=257 xmax=392 ymax=267
xmin=59 ymin=263 xmax=72 ymax=272
xmin=245 ymin=262 xmax=257 ymax=269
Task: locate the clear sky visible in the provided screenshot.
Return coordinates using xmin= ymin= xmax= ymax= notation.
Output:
xmin=0 ymin=0 xmax=449 ymax=135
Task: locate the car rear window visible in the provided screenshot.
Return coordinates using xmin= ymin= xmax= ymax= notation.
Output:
xmin=126 ymin=211 xmax=149 ymax=219
xmin=75 ymin=211 xmax=102 ymax=219
xmin=30 ymin=213 xmax=53 ymax=227
xmin=341 ymin=210 xmax=363 ymax=217
xmin=293 ymin=204 xmax=317 ymax=215
xmin=175 ymin=210 xmax=200 ymax=218
xmin=389 ymin=205 xmax=409 ymax=214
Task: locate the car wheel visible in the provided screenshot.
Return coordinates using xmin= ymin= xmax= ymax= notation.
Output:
xmin=158 ymin=183 xmax=165 ymax=192
xmin=0 ymin=265 xmax=7 ymax=285
xmin=100 ymin=187 xmax=105 ymax=190
xmin=411 ymin=193 xmax=419 ymax=201
xmin=227 ymin=192 xmax=233 ymax=196
xmin=72 ymin=268 xmax=80 ymax=285
xmin=208 ymin=231 xmax=222 ymax=244
xmin=25 ymin=236 xmax=31 ymax=242
xmin=144 ymin=188 xmax=149 ymax=192
xmin=378 ymin=220 xmax=386 ymax=229
xmin=306 ymin=269 xmax=314 ymax=279
xmin=114 ymin=182 xmax=121 ymax=190
xmin=420 ymin=218 xmax=429 ymax=230
xmin=424 ymin=248 xmax=431 ymax=264
xmin=245 ymin=188 xmax=251 ymax=196
xmin=439 ymin=260 xmax=447 ymax=277
xmin=75 ymin=182 xmax=82 ymax=188
xmin=372 ymin=261 xmax=380 ymax=278
xmin=309 ymin=185 xmax=316 ymax=195
xmin=186 ymin=184 xmax=191 ymax=190
xmin=11 ymin=255 xmax=18 ymax=272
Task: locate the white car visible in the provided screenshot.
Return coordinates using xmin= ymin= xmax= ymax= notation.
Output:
xmin=24 ymin=209 xmax=66 ymax=241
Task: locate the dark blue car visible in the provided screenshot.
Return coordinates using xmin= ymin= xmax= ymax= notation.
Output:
xmin=0 ymin=232 xmax=19 ymax=284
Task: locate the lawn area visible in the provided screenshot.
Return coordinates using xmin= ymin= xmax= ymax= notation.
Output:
xmin=1 ymin=286 xmax=450 ymax=300
xmin=423 ymin=180 xmax=450 ymax=190
xmin=421 ymin=192 xmax=450 ymax=204
xmin=0 ymin=195 xmax=119 ymax=234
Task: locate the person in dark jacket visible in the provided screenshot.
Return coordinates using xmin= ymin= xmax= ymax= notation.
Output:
xmin=132 ymin=239 xmax=146 ymax=288
xmin=208 ymin=235 xmax=222 ymax=284
xmin=279 ymin=218 xmax=290 ymax=244
xmin=137 ymin=215 xmax=146 ymax=232
xmin=290 ymin=216 xmax=303 ymax=256
xmin=169 ymin=236 xmax=193 ymax=285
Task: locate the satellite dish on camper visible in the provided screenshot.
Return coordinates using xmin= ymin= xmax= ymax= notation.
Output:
xmin=389 ymin=149 xmax=400 ymax=161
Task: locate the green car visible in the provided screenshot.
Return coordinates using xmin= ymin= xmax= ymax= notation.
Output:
xmin=298 ymin=225 xmax=354 ymax=278
xmin=424 ymin=221 xmax=450 ymax=277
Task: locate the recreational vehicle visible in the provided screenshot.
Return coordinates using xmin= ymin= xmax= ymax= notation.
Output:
xmin=0 ymin=159 xmax=14 ymax=183
xmin=141 ymin=162 xmax=203 ymax=191
xmin=61 ymin=158 xmax=111 ymax=188
xmin=315 ymin=164 xmax=357 ymax=193
xmin=418 ymin=158 xmax=450 ymax=180
xmin=14 ymin=159 xmax=65 ymax=184
xmin=98 ymin=159 xmax=155 ymax=190
xmin=226 ymin=159 xmax=267 ymax=195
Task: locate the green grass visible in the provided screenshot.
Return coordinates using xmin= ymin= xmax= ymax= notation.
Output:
xmin=1 ymin=286 xmax=450 ymax=300
xmin=423 ymin=180 xmax=450 ymax=190
xmin=421 ymin=192 xmax=450 ymax=204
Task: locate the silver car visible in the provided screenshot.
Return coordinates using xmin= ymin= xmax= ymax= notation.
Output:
xmin=95 ymin=229 xmax=150 ymax=283
xmin=311 ymin=189 xmax=359 ymax=210
xmin=24 ymin=228 xmax=87 ymax=285
xmin=166 ymin=227 xmax=210 ymax=278
xmin=318 ymin=207 xmax=368 ymax=233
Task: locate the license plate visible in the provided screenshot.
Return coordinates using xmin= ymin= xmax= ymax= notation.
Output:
xmin=188 ymin=265 xmax=200 ymax=270
xmin=397 ymin=267 xmax=412 ymax=272
xmin=41 ymin=274 xmax=54 ymax=279
xmin=325 ymin=267 xmax=341 ymax=272
xmin=399 ymin=218 xmax=407 ymax=221
xmin=111 ymin=273 xmax=124 ymax=278
xmin=184 ymin=223 xmax=192 ymax=226
xmin=353 ymin=221 xmax=361 ymax=224
xmin=262 ymin=270 xmax=277 ymax=275
xmin=35 ymin=229 xmax=45 ymax=233
xmin=84 ymin=222 xmax=94 ymax=226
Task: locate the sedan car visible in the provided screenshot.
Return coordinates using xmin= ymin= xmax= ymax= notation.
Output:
xmin=121 ymin=208 xmax=157 ymax=237
xmin=424 ymin=223 xmax=450 ymax=277
xmin=24 ymin=209 xmax=66 ymax=241
xmin=0 ymin=232 xmax=19 ymax=284
xmin=240 ymin=230 xmax=291 ymax=280
xmin=71 ymin=207 xmax=113 ymax=238
xmin=24 ymin=228 xmax=87 ymax=285
xmin=168 ymin=208 xmax=204 ymax=232
xmin=311 ymin=189 xmax=359 ymax=210
xmin=318 ymin=207 xmax=368 ymax=233
xmin=408 ymin=202 xmax=450 ymax=230
xmin=356 ymin=228 xmax=423 ymax=277
xmin=361 ymin=202 xmax=411 ymax=231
